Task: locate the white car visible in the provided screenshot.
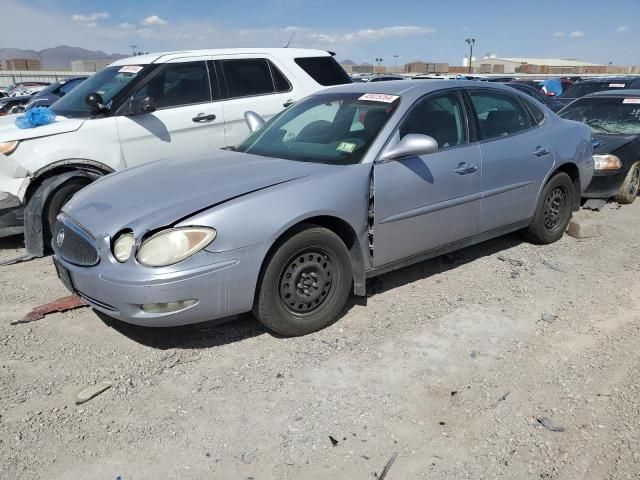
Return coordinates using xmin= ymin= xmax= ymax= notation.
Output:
xmin=0 ymin=48 xmax=351 ymax=257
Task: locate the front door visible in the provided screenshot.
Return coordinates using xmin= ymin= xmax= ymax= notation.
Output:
xmin=116 ymin=59 xmax=225 ymax=168
xmin=373 ymin=90 xmax=482 ymax=267
xmin=466 ymin=89 xmax=555 ymax=232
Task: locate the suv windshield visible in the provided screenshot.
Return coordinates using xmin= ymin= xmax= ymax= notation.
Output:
xmin=559 ymin=96 xmax=640 ymax=134
xmin=561 ymin=82 xmax=625 ymax=99
xmin=51 ymin=66 xmax=146 ymax=118
xmin=236 ymin=92 xmax=400 ymax=165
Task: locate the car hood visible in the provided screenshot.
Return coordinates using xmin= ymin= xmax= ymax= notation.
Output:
xmin=592 ymin=133 xmax=639 ymax=154
xmin=0 ymin=113 xmax=85 ymax=141
xmin=63 ymin=151 xmax=338 ymax=236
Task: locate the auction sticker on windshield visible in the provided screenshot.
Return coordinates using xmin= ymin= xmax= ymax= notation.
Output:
xmin=623 ymin=98 xmax=640 ymax=104
xmin=358 ymin=93 xmax=400 ymax=103
xmin=118 ymin=66 xmax=143 ymax=74
xmin=337 ymin=142 xmax=357 ymax=153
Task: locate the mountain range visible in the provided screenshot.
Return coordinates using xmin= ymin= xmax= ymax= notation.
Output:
xmin=0 ymin=46 xmax=127 ymax=69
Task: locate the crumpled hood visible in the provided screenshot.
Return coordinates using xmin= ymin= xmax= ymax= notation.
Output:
xmin=0 ymin=114 xmax=85 ymax=142
xmin=593 ymin=133 xmax=639 ymax=154
xmin=63 ymin=151 xmax=336 ymax=236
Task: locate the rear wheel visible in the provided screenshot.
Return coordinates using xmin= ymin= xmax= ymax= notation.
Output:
xmin=254 ymin=226 xmax=352 ymax=336
xmin=524 ymin=172 xmax=574 ymax=244
xmin=614 ymin=161 xmax=640 ymax=205
xmin=42 ymin=177 xmax=92 ymax=249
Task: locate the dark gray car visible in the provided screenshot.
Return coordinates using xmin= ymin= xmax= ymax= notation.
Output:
xmin=53 ymin=81 xmax=593 ymax=335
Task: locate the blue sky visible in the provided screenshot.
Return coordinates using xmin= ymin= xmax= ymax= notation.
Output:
xmin=5 ymin=0 xmax=640 ymax=66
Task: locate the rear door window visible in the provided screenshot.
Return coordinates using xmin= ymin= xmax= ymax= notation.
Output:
xmin=469 ymin=91 xmax=532 ymax=140
xmin=220 ymin=58 xmax=291 ymax=98
xmin=294 ymin=56 xmax=352 ymax=86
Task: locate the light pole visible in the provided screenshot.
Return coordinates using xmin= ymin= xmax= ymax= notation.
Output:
xmin=465 ymin=38 xmax=475 ymax=74
xmin=393 ymin=54 xmax=399 ymax=73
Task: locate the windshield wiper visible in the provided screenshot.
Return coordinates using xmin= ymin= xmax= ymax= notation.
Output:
xmin=586 ymin=121 xmax=613 ymax=134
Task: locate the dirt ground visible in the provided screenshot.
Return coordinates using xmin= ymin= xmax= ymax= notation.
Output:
xmin=1 ymin=202 xmax=639 ymax=480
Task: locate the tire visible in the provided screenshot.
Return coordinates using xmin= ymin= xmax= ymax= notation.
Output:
xmin=254 ymin=226 xmax=352 ymax=336
xmin=524 ymin=172 xmax=574 ymax=244
xmin=42 ymin=177 xmax=92 ymax=249
xmin=614 ymin=161 xmax=640 ymax=205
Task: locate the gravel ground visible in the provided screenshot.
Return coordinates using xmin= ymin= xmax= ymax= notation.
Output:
xmin=1 ymin=202 xmax=639 ymax=480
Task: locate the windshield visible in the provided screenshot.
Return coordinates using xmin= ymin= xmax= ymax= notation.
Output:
xmin=236 ymin=92 xmax=400 ymax=165
xmin=51 ymin=66 xmax=146 ymax=118
xmin=559 ymin=97 xmax=640 ymax=135
xmin=561 ymin=82 xmax=625 ymax=99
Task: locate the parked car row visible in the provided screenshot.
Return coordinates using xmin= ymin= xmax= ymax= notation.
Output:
xmin=0 ymin=77 xmax=87 ymax=116
xmin=1 ymin=47 xmax=637 ymax=337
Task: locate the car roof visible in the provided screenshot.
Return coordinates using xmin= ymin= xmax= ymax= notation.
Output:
xmin=111 ymin=48 xmax=333 ymax=66
xmin=323 ymin=79 xmax=516 ymax=98
xmin=587 ymin=89 xmax=640 ymax=98
xmin=576 ymin=76 xmax=639 ymax=84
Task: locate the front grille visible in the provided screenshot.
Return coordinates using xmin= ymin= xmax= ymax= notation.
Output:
xmin=53 ymin=216 xmax=100 ymax=267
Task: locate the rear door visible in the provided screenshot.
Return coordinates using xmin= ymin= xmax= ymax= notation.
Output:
xmin=116 ymin=59 xmax=225 ymax=168
xmin=467 ymin=89 xmax=554 ymax=232
xmin=216 ymin=56 xmax=299 ymax=146
xmin=373 ymin=90 xmax=482 ymax=267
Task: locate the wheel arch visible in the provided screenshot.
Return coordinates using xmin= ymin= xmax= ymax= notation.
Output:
xmin=546 ymin=162 xmax=581 ymax=211
xmin=24 ymin=159 xmax=113 ymax=203
xmin=255 ymin=215 xmax=367 ymax=305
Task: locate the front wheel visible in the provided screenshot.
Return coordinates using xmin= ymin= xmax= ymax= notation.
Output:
xmin=524 ymin=172 xmax=574 ymax=244
xmin=42 ymin=177 xmax=92 ymax=250
xmin=614 ymin=161 xmax=640 ymax=205
xmin=254 ymin=226 xmax=352 ymax=336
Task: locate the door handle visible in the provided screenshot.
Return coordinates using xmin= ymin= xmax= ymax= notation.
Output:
xmin=283 ymin=99 xmax=295 ymax=108
xmin=533 ymin=146 xmax=550 ymax=157
xmin=454 ymin=163 xmax=478 ymax=175
xmin=192 ymin=114 xmax=217 ymax=123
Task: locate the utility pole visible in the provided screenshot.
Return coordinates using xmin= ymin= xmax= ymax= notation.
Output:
xmin=393 ymin=54 xmax=399 ymax=73
xmin=130 ymin=44 xmax=138 ymax=56
xmin=465 ymin=38 xmax=475 ymax=74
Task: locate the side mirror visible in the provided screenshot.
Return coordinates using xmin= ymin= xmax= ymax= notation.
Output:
xmin=244 ymin=111 xmax=265 ymax=133
xmin=379 ymin=134 xmax=439 ymax=162
xmin=124 ymin=96 xmax=157 ymax=116
xmin=85 ymin=92 xmax=105 ymax=113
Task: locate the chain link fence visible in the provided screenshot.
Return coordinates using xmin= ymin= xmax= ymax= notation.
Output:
xmin=0 ymin=71 xmax=94 ymax=88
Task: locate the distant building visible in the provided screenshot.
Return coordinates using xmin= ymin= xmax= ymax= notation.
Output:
xmin=1 ymin=58 xmax=42 ymax=71
xmin=340 ymin=63 xmax=385 ymax=74
xmin=404 ymin=61 xmax=449 ymax=74
xmin=470 ymin=57 xmax=601 ymax=74
xmin=71 ymin=59 xmax=112 ymax=72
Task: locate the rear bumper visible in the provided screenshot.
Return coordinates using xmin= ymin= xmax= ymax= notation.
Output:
xmin=0 ymin=192 xmax=24 ymax=238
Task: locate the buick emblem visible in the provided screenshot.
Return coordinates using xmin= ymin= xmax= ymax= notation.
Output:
xmin=56 ymin=228 xmax=65 ymax=248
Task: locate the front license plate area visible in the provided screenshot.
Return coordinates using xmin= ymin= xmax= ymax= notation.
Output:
xmin=53 ymin=258 xmax=75 ymax=294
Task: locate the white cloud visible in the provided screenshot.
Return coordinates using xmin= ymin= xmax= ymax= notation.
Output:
xmin=118 ymin=22 xmax=134 ymax=29
xmin=71 ymin=12 xmax=109 ymax=26
xmin=303 ymin=25 xmax=434 ymax=44
xmin=552 ymin=32 xmax=565 ymax=37
xmin=617 ymin=26 xmax=628 ymax=32
xmin=142 ymin=15 xmax=169 ymax=26
xmin=569 ymin=30 xmax=586 ymax=38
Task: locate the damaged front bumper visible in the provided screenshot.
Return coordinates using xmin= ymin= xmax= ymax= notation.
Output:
xmin=0 ymin=192 xmax=24 ymax=238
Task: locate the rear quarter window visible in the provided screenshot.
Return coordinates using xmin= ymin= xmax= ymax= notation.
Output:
xmin=294 ymin=56 xmax=352 ymax=86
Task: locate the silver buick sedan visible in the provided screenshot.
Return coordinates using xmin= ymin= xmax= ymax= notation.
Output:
xmin=53 ymin=81 xmax=593 ymax=336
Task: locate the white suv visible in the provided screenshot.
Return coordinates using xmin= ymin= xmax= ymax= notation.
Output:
xmin=0 ymin=48 xmax=351 ymax=257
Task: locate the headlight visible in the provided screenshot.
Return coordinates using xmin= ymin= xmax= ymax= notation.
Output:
xmin=593 ymin=154 xmax=622 ymax=171
xmin=0 ymin=141 xmax=18 ymax=156
xmin=137 ymin=227 xmax=216 ymax=267
xmin=113 ymin=232 xmax=135 ymax=263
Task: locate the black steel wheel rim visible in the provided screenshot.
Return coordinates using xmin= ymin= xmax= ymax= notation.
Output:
xmin=279 ymin=249 xmax=333 ymax=314
xmin=629 ymin=165 xmax=640 ymax=196
xmin=543 ymin=186 xmax=567 ymax=232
